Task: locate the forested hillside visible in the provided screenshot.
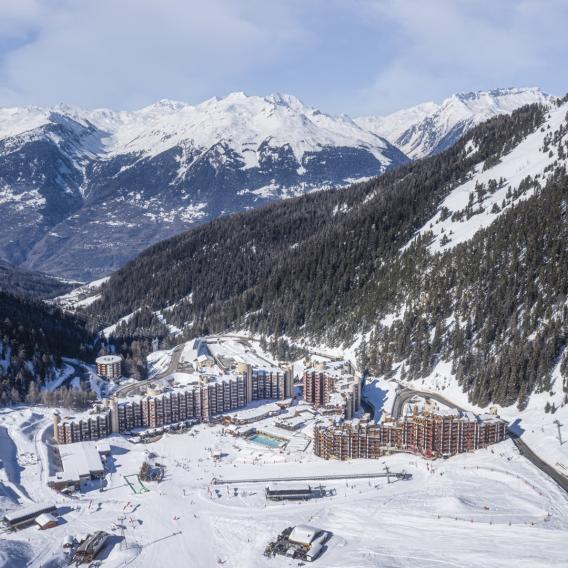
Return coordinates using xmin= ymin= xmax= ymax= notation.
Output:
xmin=0 ymin=259 xmax=72 ymax=299
xmin=357 ymin=168 xmax=568 ymax=408
xmin=87 ymin=99 xmax=568 ymax=407
xmin=0 ymin=291 xmax=94 ymax=404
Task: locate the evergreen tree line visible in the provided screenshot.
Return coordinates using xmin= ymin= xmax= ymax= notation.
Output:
xmin=8 ymin=380 xmax=97 ymax=409
xmin=0 ymin=259 xmax=72 ymax=299
xmin=357 ymin=167 xmax=568 ymax=408
xmin=90 ymin=102 xmax=547 ymax=336
xmin=0 ymin=291 xmax=95 ymax=405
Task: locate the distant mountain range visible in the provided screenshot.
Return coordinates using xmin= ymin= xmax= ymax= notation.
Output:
xmin=356 ymin=87 xmax=553 ymax=158
xmin=0 ymin=87 xmax=551 ymax=281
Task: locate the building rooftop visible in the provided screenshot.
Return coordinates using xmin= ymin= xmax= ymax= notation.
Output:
xmin=58 ymin=442 xmax=105 ymax=478
xmin=96 ymin=355 xmax=122 ymax=364
xmin=36 ymin=513 xmax=58 ymax=527
xmin=229 ymin=402 xmax=281 ymax=422
xmin=48 ymin=470 xmax=80 ymax=484
xmin=3 ymin=503 xmax=56 ymax=524
xmin=289 ymin=524 xmax=321 ymax=546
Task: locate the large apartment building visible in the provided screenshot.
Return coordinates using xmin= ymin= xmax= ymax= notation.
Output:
xmin=314 ymin=409 xmax=508 ymax=460
xmin=303 ymin=361 xmax=361 ymax=419
xmin=55 ymin=366 xmax=293 ymax=444
xmin=54 ymin=407 xmax=111 ymax=445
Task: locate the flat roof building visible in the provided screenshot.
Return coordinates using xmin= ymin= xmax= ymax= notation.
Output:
xmin=3 ymin=503 xmax=57 ymax=529
xmin=55 ymin=441 xmax=105 ymax=482
xmin=96 ymin=355 xmax=122 ymax=380
xmin=266 ymin=485 xmax=313 ymax=501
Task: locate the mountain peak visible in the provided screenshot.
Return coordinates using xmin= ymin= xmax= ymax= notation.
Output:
xmin=357 ymin=86 xmax=553 ymax=159
xmin=139 ymin=98 xmax=188 ymax=113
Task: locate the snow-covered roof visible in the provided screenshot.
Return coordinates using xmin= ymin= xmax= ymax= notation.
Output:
xmin=96 ymin=355 xmax=122 ymax=364
xmin=276 ymin=416 xmax=305 ymax=427
xmin=230 ymin=402 xmax=281 ymax=421
xmin=95 ymin=442 xmax=111 ymax=454
xmin=307 ymin=539 xmax=324 ymax=559
xmin=48 ymin=470 xmax=80 ymax=484
xmin=36 ymin=513 xmax=58 ymax=527
xmin=3 ymin=503 xmax=56 ymax=523
xmin=289 ymin=524 xmax=321 ymax=546
xmin=58 ymin=442 xmax=105 ymax=478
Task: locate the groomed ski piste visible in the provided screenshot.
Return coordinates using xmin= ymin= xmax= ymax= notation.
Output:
xmin=1 ymin=339 xmax=567 ymax=568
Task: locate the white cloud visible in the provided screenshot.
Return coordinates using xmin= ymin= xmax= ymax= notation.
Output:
xmin=0 ymin=0 xmax=45 ymax=37
xmin=353 ymin=0 xmax=568 ymax=114
xmin=0 ymin=0 xmax=307 ymax=108
xmin=0 ymin=0 xmax=566 ymax=115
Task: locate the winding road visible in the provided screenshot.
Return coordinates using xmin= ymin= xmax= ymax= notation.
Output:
xmin=113 ymin=344 xmax=184 ymax=398
xmin=508 ymin=431 xmax=568 ymax=493
xmin=390 ymin=387 xmax=466 ymax=419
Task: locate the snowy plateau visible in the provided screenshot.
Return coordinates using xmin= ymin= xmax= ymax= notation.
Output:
xmin=0 ymin=87 xmax=548 ymax=281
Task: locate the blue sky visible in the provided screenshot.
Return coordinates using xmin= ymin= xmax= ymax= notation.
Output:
xmin=0 ymin=0 xmax=566 ymax=115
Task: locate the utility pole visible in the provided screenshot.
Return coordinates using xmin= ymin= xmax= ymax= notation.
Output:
xmin=118 ymin=515 xmax=127 ymax=550
xmin=383 ymin=462 xmax=391 ymax=484
xmin=554 ymin=420 xmax=563 ymax=445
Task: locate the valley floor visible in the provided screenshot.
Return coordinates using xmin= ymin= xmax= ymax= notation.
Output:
xmin=1 ymin=403 xmax=567 ymax=568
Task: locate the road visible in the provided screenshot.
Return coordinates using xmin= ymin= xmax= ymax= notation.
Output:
xmin=113 ymin=344 xmax=184 ymax=398
xmin=390 ymin=387 xmax=465 ymax=419
xmin=375 ymin=383 xmax=568 ymax=494
xmin=508 ymin=431 xmax=568 ymax=493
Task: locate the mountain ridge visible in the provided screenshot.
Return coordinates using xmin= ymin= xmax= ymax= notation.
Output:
xmin=0 ymin=92 xmax=408 ymax=281
xmin=356 ymin=86 xmax=553 ymax=159
xmin=0 ymin=87 xmax=551 ymax=281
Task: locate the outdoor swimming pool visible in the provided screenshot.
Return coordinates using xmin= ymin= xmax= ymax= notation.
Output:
xmin=248 ymin=433 xmax=286 ymax=449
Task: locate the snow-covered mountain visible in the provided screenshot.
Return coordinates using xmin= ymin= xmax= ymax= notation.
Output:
xmin=356 ymin=87 xmax=553 ymax=159
xmin=0 ymin=93 xmax=407 ymax=281
xmin=89 ymin=95 xmax=568 ymax=415
xmin=0 ymin=87 xmax=553 ymax=281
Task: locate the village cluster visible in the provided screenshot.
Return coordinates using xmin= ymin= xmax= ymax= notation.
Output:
xmin=1 ymin=337 xmax=513 ymax=565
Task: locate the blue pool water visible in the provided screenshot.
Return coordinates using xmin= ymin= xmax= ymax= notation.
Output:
xmin=248 ymin=433 xmax=285 ymax=448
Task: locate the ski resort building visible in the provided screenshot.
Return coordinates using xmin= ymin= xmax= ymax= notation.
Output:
xmin=314 ymin=409 xmax=508 ymax=460
xmin=54 ymin=365 xmax=293 ymax=444
xmin=3 ymin=503 xmax=57 ymax=530
xmin=74 ymin=531 xmax=110 ymax=563
xmin=303 ymin=361 xmax=361 ymax=419
xmin=53 ymin=408 xmax=111 ymax=445
xmin=95 ymin=355 xmax=122 ymax=379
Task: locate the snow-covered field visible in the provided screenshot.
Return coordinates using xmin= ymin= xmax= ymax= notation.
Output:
xmin=1 ymin=337 xmax=566 ymax=567
xmin=1 ymin=401 xmax=567 ymax=568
